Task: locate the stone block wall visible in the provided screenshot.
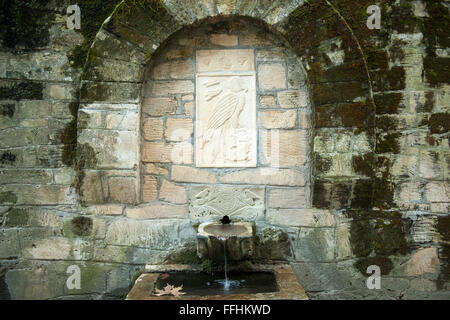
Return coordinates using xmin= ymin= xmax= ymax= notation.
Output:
xmin=0 ymin=0 xmax=448 ymax=300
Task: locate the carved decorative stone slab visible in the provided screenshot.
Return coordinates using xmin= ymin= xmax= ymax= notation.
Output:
xmin=189 ymin=186 xmax=264 ymax=220
xmin=195 ymin=49 xmax=257 ymax=167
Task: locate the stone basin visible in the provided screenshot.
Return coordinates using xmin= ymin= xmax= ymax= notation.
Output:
xmin=127 ymin=264 xmax=308 ymax=300
xmin=202 ymin=223 xmax=250 ymax=238
xmin=197 ymin=221 xmax=254 ymax=261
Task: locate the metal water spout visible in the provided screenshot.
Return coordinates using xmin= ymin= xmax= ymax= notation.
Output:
xmin=220 ymin=215 xmax=231 ymax=224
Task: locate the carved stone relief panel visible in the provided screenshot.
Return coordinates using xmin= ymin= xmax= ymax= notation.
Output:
xmin=195 ymin=49 xmax=257 ymax=167
xmin=189 ymin=186 xmax=265 ymax=220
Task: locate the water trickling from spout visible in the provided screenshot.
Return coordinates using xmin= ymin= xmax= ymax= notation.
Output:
xmin=218 ymin=236 xmax=230 ymax=290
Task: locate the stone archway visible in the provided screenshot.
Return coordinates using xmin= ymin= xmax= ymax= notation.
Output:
xmin=75 ymin=0 xmax=378 ymax=267
xmin=77 ymin=0 xmax=375 ymax=213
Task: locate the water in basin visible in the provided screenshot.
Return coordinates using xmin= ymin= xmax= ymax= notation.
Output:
xmin=153 ymin=272 xmax=279 ymax=296
xmin=203 ymin=224 xmax=248 ymax=237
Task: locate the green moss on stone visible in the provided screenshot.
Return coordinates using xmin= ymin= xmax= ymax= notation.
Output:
xmin=373 ymin=177 xmax=394 ymax=209
xmin=428 ymin=113 xmax=450 ymax=134
xmin=354 ymin=256 xmax=394 ymax=275
xmin=0 ymin=104 xmax=15 ymax=118
xmin=366 ymin=48 xmax=389 ymax=70
xmin=131 ymin=269 xmax=144 ymax=284
xmin=61 ymin=118 xmax=78 ymax=166
xmin=0 ymin=191 xmax=18 ymax=204
xmin=165 ymin=243 xmax=201 ymax=265
xmin=350 ymin=219 xmax=375 ymax=257
xmin=424 ymin=57 xmax=450 ymax=87
xmin=71 ymin=216 xmax=93 ymax=236
xmin=352 ymin=154 xmax=374 ymax=176
xmin=0 ymin=151 xmax=16 ymax=165
xmin=6 ymin=208 xmax=28 ymax=226
xmin=312 ymin=180 xmax=332 ymax=208
xmin=374 ymin=93 xmax=402 ymax=115
xmin=374 ymin=218 xmax=410 ymax=256
xmin=422 ymin=2 xmax=450 ymax=86
xmin=67 ymin=0 xmax=122 ymax=69
xmin=0 ymin=0 xmax=55 ymax=50
xmin=76 ymin=143 xmax=98 ymax=169
xmin=371 ymin=66 xmax=406 ymax=92
xmin=376 ymin=132 xmax=400 ymax=154
xmin=314 ymin=153 xmax=332 ymax=174
xmin=0 ymin=81 xmax=43 ymax=100
xmin=351 ymin=179 xmax=373 ymax=209
xmin=436 ymin=216 xmax=450 ymax=281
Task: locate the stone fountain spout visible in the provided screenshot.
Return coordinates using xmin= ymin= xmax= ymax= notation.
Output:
xmin=196 ymin=220 xmax=254 ymax=262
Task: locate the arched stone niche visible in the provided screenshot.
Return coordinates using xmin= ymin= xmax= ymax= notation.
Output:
xmin=139 ymin=18 xmax=312 ymax=221
xmin=76 ymin=0 xmax=375 ymax=262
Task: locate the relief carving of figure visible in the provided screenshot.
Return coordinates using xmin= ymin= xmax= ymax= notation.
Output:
xmin=201 ymin=76 xmax=251 ymax=165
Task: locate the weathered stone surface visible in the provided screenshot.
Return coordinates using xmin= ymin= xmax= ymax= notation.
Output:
xmin=93 ymin=245 xmax=168 ymax=265
xmin=336 ymin=224 xmax=352 ymax=260
xmin=85 ymin=205 xmax=123 ymax=216
xmin=143 ymin=118 xmax=164 ymax=140
xmin=126 ymin=204 xmax=188 ymax=219
xmin=23 ymin=238 xmax=91 ymax=261
xmin=241 ymin=33 xmax=274 ymax=46
xmin=80 ymin=170 xmax=105 ymax=204
xmin=259 ymin=95 xmax=276 ymax=107
xmin=78 ymin=130 xmax=138 ymax=169
xmin=259 ymin=110 xmax=297 ymax=129
xmin=219 ymin=168 xmax=306 ymax=186
xmin=150 ymin=80 xmax=194 ymax=95
xmin=142 ymin=176 xmax=158 ymax=202
xmin=268 ymin=187 xmax=307 ymax=208
xmin=81 ymin=81 xmax=140 ymax=103
xmin=419 ymin=151 xmax=441 ymax=179
xmin=0 ymin=169 xmax=53 ymax=185
xmin=152 ymin=60 xmax=193 ymax=80
xmin=410 ymin=278 xmax=437 ymax=291
xmin=143 ymin=164 xmax=169 ymax=175
xmin=165 ymin=118 xmax=193 ymax=142
xmin=108 ymin=177 xmax=136 ymax=204
xmin=5 ymin=262 xmax=66 ymax=299
xmin=268 ymin=209 xmax=335 ymax=227
xmin=0 ymin=185 xmax=73 ymax=205
xmin=292 ymin=228 xmax=336 ymax=262
xmin=260 ymin=130 xmax=308 ymax=167
xmin=142 ymin=97 xmax=178 ymax=116
xmin=142 ymin=142 xmax=193 ymax=164
xmin=256 ymin=48 xmax=289 ymax=61
xmin=105 ymin=219 xmax=196 ymax=249
xmin=277 ymin=90 xmax=308 ymax=108
xmin=184 ymin=101 xmax=194 ymax=116
xmin=299 ymin=111 xmax=311 ymax=129
xmin=196 ymin=49 xmax=254 ymax=72
xmin=0 ymin=229 xmax=21 ymax=259
xmin=425 ymin=181 xmax=449 ymax=203
xmin=397 ymin=181 xmax=422 ymax=202
xmin=159 ymin=180 xmax=187 ymax=204
xmin=84 ymin=58 xmax=143 ymax=82
xmin=171 ymin=165 xmax=217 ymax=183
xmin=401 ymin=248 xmax=439 ymax=276
xmin=209 ymin=34 xmax=238 ymax=46
xmin=258 ymin=63 xmax=286 ymax=91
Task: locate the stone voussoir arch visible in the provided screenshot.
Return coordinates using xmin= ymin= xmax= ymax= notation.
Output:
xmin=76 ymin=0 xmax=375 ymax=208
